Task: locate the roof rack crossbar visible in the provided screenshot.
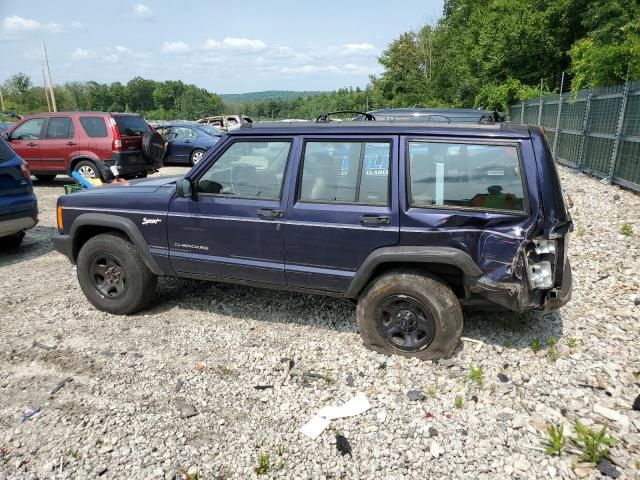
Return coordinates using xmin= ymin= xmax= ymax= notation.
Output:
xmin=315 ymin=111 xmax=375 ymax=123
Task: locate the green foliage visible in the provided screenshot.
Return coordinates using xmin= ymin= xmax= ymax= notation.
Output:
xmin=475 ymin=78 xmax=544 ymax=112
xmin=573 ymin=421 xmax=615 ymax=463
xmin=621 ymin=223 xmax=633 ymax=236
xmin=428 ymin=385 xmax=437 ymax=398
xmin=468 ymin=365 xmax=484 ymax=385
xmin=531 ymin=338 xmax=542 ymax=353
xmin=255 ymin=453 xmax=270 ymax=475
xmin=454 ymin=395 xmax=463 ymax=409
xmin=1 ymin=74 xmax=225 ymax=120
xmin=544 ymin=424 xmax=566 ymax=456
xmin=547 ymin=336 xmax=560 ymax=361
xmin=567 ymin=337 xmax=577 ymax=349
xmin=577 ymin=225 xmax=586 ymax=237
xmin=570 ymin=0 xmax=640 ymax=90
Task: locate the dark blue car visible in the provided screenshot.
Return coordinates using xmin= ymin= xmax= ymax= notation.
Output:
xmin=155 ymin=123 xmax=222 ymax=166
xmin=53 ymin=120 xmax=572 ymax=360
xmin=0 ymin=137 xmax=38 ymax=248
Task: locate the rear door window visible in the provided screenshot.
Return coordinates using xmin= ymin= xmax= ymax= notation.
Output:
xmin=80 ymin=117 xmax=108 ymax=138
xmin=11 ymin=118 xmax=45 ymax=140
xmin=45 ymin=117 xmax=75 ymax=139
xmin=408 ymin=141 xmax=525 ymax=212
xmin=112 ymin=115 xmax=150 ymax=136
xmin=299 ymin=141 xmax=390 ymax=205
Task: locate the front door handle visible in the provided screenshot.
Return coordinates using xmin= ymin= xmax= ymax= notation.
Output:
xmin=27 ymin=142 xmax=38 ymax=147
xmin=66 ymin=141 xmax=77 ymax=146
xmin=359 ymin=215 xmax=391 ymax=225
xmin=257 ymin=208 xmax=284 ymax=219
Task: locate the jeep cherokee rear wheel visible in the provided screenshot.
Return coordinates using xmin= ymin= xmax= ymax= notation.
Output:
xmin=77 ymin=232 xmax=157 ymax=315
xmin=357 ymin=270 xmax=463 ymax=360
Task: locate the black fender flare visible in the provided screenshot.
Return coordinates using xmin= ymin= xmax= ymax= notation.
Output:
xmin=70 ymin=213 xmax=163 ymax=275
xmin=346 ymin=246 xmax=483 ymax=298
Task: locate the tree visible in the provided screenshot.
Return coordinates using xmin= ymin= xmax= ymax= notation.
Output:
xmin=570 ymin=0 xmax=640 ymax=89
xmin=126 ymin=77 xmax=156 ymax=112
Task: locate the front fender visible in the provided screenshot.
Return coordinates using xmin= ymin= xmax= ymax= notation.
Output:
xmin=69 ymin=213 xmax=164 ymax=275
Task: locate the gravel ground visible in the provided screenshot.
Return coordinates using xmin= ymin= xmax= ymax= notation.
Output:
xmin=0 ymin=166 xmax=639 ymax=479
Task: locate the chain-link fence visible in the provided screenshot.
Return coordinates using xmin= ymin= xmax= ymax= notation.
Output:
xmin=509 ymin=76 xmax=640 ymax=192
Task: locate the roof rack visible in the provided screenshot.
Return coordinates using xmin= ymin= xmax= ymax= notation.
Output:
xmin=315 ymin=111 xmax=375 ymax=123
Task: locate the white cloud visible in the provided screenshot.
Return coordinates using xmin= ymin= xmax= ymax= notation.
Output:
xmin=130 ymin=3 xmax=152 ymax=18
xmin=341 ymin=43 xmax=376 ymax=55
xmin=71 ymin=47 xmax=96 ymax=60
xmin=279 ymin=64 xmax=341 ymax=75
xmin=203 ymin=37 xmax=266 ymax=52
xmin=104 ymin=53 xmax=119 ymax=63
xmin=3 ymin=15 xmax=40 ymax=32
xmin=162 ymin=41 xmax=190 ymax=53
xmin=1 ymin=15 xmax=69 ymax=34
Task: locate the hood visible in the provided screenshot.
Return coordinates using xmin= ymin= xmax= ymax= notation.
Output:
xmin=95 ymin=175 xmax=182 ymax=192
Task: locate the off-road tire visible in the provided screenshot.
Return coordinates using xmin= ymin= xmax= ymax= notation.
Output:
xmin=142 ymin=131 xmax=166 ymax=168
xmin=77 ymin=232 xmax=157 ymax=315
xmin=35 ymin=174 xmax=56 ymax=182
xmin=356 ymin=269 xmax=463 ymax=360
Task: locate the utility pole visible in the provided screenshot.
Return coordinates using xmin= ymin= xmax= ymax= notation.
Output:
xmin=0 ymin=85 xmax=4 ymax=111
xmin=42 ymin=68 xmax=52 ymax=112
xmin=42 ymin=41 xmax=57 ymax=112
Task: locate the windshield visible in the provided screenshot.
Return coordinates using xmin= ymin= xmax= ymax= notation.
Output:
xmin=113 ymin=115 xmax=150 ymax=136
xmin=198 ymin=125 xmax=223 ymax=137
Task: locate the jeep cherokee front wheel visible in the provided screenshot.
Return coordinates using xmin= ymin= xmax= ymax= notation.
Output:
xmin=357 ymin=270 xmax=463 ymax=360
xmin=77 ymin=232 xmax=157 ymax=315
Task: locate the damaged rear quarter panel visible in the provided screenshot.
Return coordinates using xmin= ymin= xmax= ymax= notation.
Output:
xmin=398 ymin=136 xmax=544 ymax=311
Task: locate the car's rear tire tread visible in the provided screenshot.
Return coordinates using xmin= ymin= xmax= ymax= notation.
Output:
xmin=356 ymin=269 xmax=463 ymax=360
xmin=76 ymin=232 xmax=156 ymax=315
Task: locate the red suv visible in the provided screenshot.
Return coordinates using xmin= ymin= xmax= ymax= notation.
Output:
xmin=3 ymin=112 xmax=165 ymax=181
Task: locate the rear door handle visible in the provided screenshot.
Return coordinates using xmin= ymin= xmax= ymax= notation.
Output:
xmin=257 ymin=208 xmax=284 ymax=219
xmin=359 ymin=215 xmax=391 ymax=225
xmin=27 ymin=142 xmax=38 ymax=147
xmin=66 ymin=141 xmax=77 ymax=146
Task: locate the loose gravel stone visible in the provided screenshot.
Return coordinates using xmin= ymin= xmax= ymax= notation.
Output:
xmin=0 ymin=166 xmax=638 ymax=479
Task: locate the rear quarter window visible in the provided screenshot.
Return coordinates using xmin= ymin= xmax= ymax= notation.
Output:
xmin=408 ymin=141 xmax=526 ymax=213
xmin=79 ymin=117 xmax=108 ymax=138
xmin=112 ymin=115 xmax=150 ymax=136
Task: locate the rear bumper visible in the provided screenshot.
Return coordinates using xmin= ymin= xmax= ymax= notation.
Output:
xmin=0 ymin=209 xmax=38 ymax=237
xmin=52 ymin=233 xmax=74 ymax=263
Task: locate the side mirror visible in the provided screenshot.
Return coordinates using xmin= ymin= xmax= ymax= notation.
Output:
xmin=1 ymin=131 xmax=9 ymax=141
xmin=175 ymin=178 xmax=193 ymax=198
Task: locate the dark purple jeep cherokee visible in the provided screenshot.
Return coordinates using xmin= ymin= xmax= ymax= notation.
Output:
xmin=53 ymin=121 xmax=572 ymax=359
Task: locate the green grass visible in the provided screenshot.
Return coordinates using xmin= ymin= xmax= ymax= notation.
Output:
xmin=530 ymin=338 xmax=542 ymax=353
xmin=454 ymin=395 xmax=463 ymax=409
xmin=428 ymin=385 xmax=437 ymax=398
xmin=323 ymin=373 xmax=335 ymax=384
xmin=468 ymin=365 xmax=484 ymax=386
xmin=577 ymin=225 xmax=586 ymax=237
xmin=567 ymin=337 xmax=577 ymax=349
xmin=543 ymin=424 xmax=566 ymax=456
xmin=621 ymin=223 xmax=633 ymax=236
xmin=573 ymin=422 xmax=615 ymax=463
xmin=255 ymin=453 xmax=270 ymax=475
xmin=547 ymin=336 xmax=560 ymax=361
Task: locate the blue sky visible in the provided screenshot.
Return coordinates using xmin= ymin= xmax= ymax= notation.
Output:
xmin=0 ymin=0 xmax=443 ymax=93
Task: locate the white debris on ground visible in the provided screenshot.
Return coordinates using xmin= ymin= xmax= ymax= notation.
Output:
xmin=0 ymin=165 xmax=638 ymax=479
